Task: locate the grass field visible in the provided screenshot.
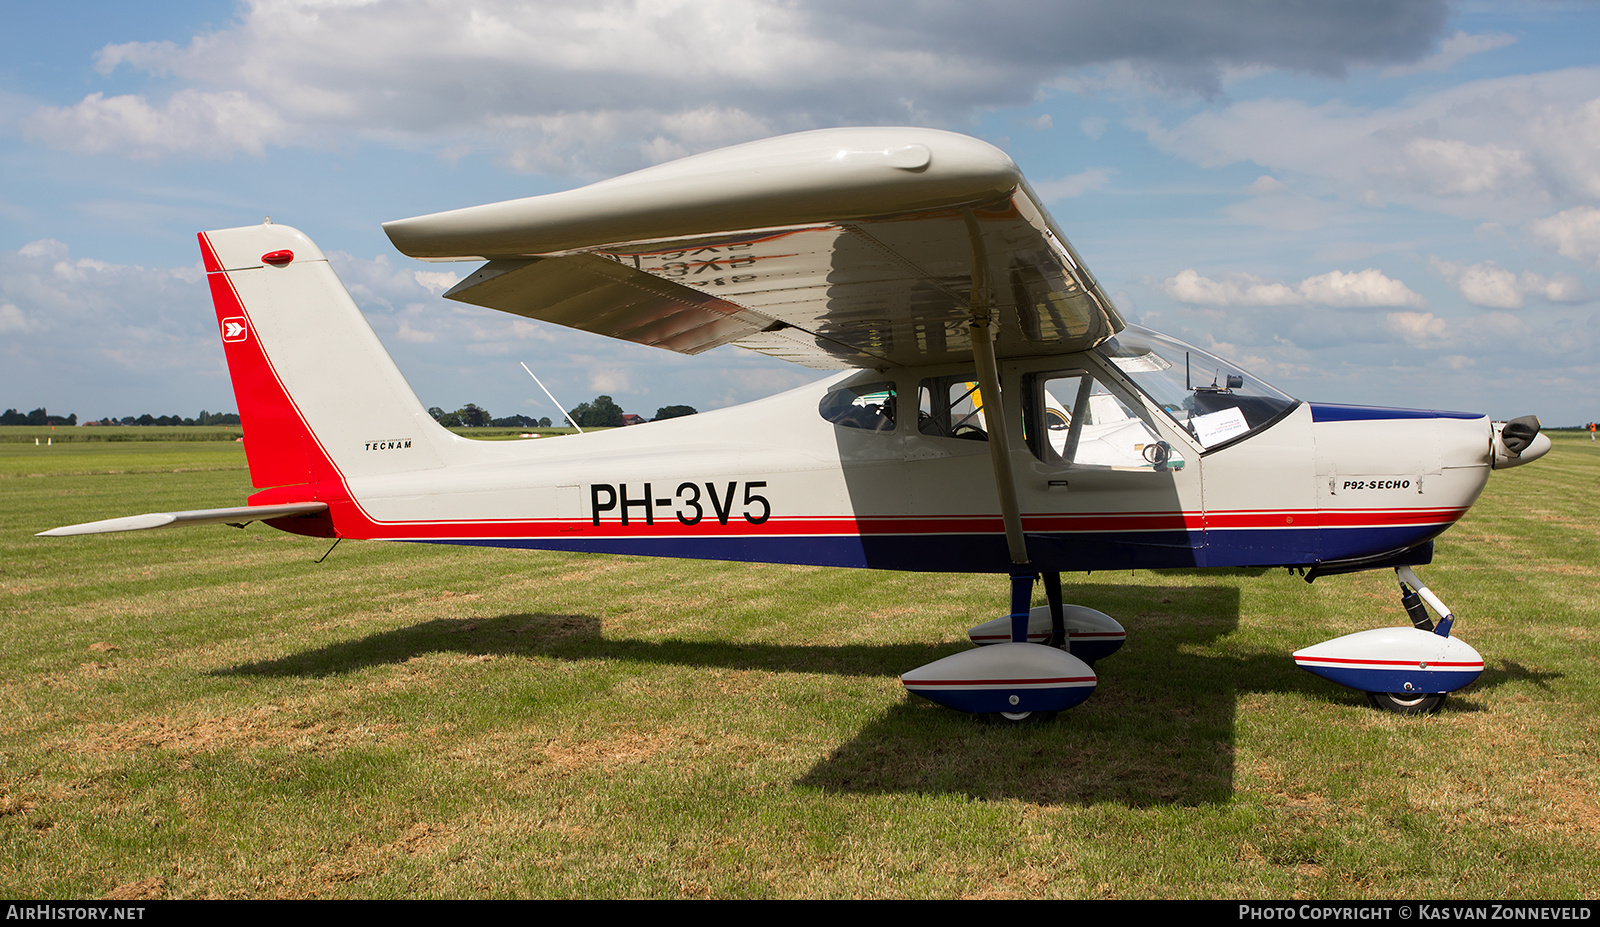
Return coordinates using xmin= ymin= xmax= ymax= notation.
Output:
xmin=2 ymin=434 xmax=1597 ymax=898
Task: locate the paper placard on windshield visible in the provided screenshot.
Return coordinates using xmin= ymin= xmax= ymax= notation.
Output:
xmin=1192 ymin=407 xmax=1249 ymax=447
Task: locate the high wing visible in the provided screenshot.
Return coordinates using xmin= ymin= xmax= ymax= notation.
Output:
xmin=383 ymin=127 xmax=1122 ymax=369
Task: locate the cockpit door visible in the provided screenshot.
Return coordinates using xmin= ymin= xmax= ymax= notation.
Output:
xmin=1009 ymin=355 xmax=1206 ymax=571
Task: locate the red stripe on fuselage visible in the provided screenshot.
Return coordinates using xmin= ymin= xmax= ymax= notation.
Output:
xmin=1205 ymin=507 xmax=1467 ymax=530
xmin=291 ymin=506 xmax=1465 ymax=543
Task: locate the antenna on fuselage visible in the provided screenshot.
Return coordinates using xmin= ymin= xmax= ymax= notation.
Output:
xmin=520 ymin=362 xmax=584 ymax=434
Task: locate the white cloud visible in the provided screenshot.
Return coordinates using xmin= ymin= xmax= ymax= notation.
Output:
xmin=22 ymin=91 xmax=287 ymax=159
xmin=494 ymin=107 xmax=777 ymax=175
xmin=25 ymin=0 xmax=1456 ymax=170
xmin=1382 ymin=31 xmax=1517 ymax=77
xmin=1387 ymin=308 xmax=1526 ymax=348
xmin=1528 ymin=273 xmax=1587 ymax=303
xmin=1164 ymin=268 xmax=1425 ymax=308
xmin=1298 ymin=269 xmax=1427 ymax=307
xmin=18 ymin=240 xmax=69 ymax=260
xmin=413 ymin=270 xmax=460 ymax=295
xmin=508 ymin=320 xmax=558 ymax=342
xmin=328 ymin=253 xmax=456 ymax=311
xmin=1395 ymin=138 xmax=1533 ymax=196
xmin=1031 ymin=168 xmax=1113 ymax=201
xmin=1246 ymin=175 xmax=1288 ymax=195
xmin=1143 ymin=68 xmax=1600 ymax=222
xmin=0 ymin=303 xmax=38 ymax=334
xmin=0 ymin=240 xmax=223 ymax=416
xmin=589 ymin=369 xmax=633 ymax=394
xmin=1 ymin=241 xmax=202 ymax=339
xmin=396 ymin=321 xmax=436 ymax=343
xmin=1431 ymin=257 xmax=1589 ymax=308
xmin=1388 ymin=310 xmax=1448 ymax=345
xmin=1433 ymin=259 xmax=1521 ymax=308
xmin=1530 ymin=206 xmax=1600 ymax=266
xmin=1165 ymin=269 xmax=1298 ymax=306
xmin=1224 ymin=184 xmax=1345 ymax=231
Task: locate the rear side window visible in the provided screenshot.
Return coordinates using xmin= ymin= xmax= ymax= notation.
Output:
xmin=819 ymin=382 xmax=897 ymax=433
xmin=917 ymin=374 xmax=989 ymax=442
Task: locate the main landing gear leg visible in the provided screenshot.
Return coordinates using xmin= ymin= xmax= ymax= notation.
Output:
xmin=985 ymin=572 xmax=1055 ymax=724
xmin=1009 ymin=571 xmax=1036 ymax=644
xmin=1042 ymin=571 xmax=1067 ymax=650
xmin=962 ymin=579 xmax=1126 ymax=662
xmin=1292 ymin=565 xmax=1485 ymax=715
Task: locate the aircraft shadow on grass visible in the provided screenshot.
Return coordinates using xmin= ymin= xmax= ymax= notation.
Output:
xmin=213 ymin=582 xmax=1546 ymax=807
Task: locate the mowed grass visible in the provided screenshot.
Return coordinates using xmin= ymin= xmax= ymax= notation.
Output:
xmin=1 ymin=435 xmax=1597 ymax=898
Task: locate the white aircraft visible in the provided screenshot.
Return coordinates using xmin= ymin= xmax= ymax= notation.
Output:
xmin=41 ymin=128 xmax=1552 ymax=721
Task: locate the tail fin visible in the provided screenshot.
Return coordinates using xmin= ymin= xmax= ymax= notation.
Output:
xmin=200 ymin=223 xmax=454 ymax=491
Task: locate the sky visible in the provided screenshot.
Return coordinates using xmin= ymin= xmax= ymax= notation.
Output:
xmin=2 ymin=0 xmax=1598 ymax=426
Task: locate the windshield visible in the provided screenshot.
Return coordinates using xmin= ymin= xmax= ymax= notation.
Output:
xmin=1094 ymin=325 xmax=1297 ymax=449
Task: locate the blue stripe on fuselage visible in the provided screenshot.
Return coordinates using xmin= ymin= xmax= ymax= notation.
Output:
xmin=407 ymin=520 xmax=1447 ymax=573
xmin=1309 ymin=403 xmax=1482 ymax=422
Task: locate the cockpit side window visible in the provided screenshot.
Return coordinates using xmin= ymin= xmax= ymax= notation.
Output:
xmin=1026 ymin=370 xmax=1186 ymax=472
xmin=917 ymin=374 xmax=989 ymax=442
xmin=819 ymin=382 xmax=897 ymax=433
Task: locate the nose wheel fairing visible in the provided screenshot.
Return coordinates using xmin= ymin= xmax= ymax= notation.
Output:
xmin=1292 ymin=626 xmax=1484 ymax=695
xmin=1294 ymin=566 xmax=1483 ymax=710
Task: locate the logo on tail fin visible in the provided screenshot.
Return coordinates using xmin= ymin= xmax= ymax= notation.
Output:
xmin=221 ymin=317 xmax=248 ymax=342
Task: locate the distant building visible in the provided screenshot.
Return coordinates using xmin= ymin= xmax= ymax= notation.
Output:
xmin=620 ymin=414 xmax=646 ymax=426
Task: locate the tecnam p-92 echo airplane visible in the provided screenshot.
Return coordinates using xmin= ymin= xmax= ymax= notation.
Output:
xmin=42 ymin=128 xmax=1551 ymax=721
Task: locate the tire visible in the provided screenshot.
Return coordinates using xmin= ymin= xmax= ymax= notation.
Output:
xmin=1366 ymin=691 xmax=1446 ymax=715
xmin=980 ymin=710 xmax=1059 ymax=725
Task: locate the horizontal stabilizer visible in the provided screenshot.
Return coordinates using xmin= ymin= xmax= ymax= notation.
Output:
xmin=37 ymin=502 xmax=328 ymax=537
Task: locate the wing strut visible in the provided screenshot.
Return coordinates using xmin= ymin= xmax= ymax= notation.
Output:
xmin=963 ymin=210 xmax=1036 ymax=643
xmin=964 ymin=209 xmax=1028 ymax=568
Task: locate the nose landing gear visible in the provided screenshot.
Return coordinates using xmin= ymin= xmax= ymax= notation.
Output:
xmin=1293 ymin=566 xmax=1484 ymax=714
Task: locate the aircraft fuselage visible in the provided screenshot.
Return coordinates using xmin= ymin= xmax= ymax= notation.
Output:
xmin=251 ymin=337 xmax=1495 ymax=577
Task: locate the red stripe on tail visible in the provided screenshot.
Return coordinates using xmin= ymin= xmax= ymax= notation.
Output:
xmin=199 ymin=232 xmax=341 ymax=493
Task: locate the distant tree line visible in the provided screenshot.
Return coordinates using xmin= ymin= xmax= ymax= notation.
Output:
xmin=428 ymin=404 xmax=553 ymax=428
xmin=2 ymin=407 xmax=241 ymax=427
xmin=2 ymin=408 xmax=75 ymax=426
xmin=4 ymin=398 xmax=698 ymax=430
xmin=653 ymin=405 xmax=698 ymax=421
xmin=102 ymin=411 xmax=242 ymax=426
xmin=427 ymin=396 xmax=697 ymax=429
